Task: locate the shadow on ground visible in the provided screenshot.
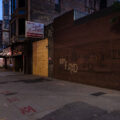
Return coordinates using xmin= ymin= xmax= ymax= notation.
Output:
xmin=39 ymin=102 xmax=120 ymax=120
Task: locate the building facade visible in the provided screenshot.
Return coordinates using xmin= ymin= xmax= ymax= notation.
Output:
xmin=2 ymin=0 xmax=11 ymax=47
xmin=10 ymin=0 xmax=117 ymax=44
xmin=84 ymin=0 xmax=118 ymax=13
xmin=0 ymin=21 xmax=2 ymax=49
xmin=30 ymin=0 xmax=117 ymax=25
xmin=9 ymin=0 xmax=88 ymax=74
xmin=9 ymin=0 xmax=118 ymax=74
xmin=53 ymin=6 xmax=120 ymax=90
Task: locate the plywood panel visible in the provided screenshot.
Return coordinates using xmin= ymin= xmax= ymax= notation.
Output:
xmin=33 ymin=39 xmax=48 ymax=77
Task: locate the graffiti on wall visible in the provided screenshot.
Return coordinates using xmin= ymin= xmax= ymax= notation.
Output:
xmin=59 ymin=52 xmax=109 ymax=73
xmin=57 ymin=45 xmax=120 ymax=73
xmin=59 ymin=58 xmax=78 ymax=74
xmin=80 ymin=53 xmax=105 ymax=71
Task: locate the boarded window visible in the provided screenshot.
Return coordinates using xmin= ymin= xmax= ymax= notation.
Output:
xmin=55 ymin=0 xmax=61 ymax=12
xmin=18 ymin=0 xmax=25 ymax=8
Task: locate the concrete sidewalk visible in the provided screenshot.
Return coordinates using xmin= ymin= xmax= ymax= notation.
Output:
xmin=0 ymin=70 xmax=120 ymax=120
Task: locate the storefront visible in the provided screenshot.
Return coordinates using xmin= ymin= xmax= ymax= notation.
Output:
xmin=0 ymin=58 xmax=4 ymax=68
xmin=12 ymin=44 xmax=24 ymax=72
xmin=0 ymin=47 xmax=12 ymax=69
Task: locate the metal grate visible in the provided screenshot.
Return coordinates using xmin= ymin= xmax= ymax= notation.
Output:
xmin=91 ymin=92 xmax=106 ymax=96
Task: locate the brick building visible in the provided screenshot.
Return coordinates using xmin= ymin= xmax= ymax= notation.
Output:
xmin=30 ymin=0 xmax=117 ymax=24
xmin=9 ymin=0 xmax=117 ymax=73
xmin=2 ymin=0 xmax=11 ymax=47
xmin=53 ymin=5 xmax=120 ymax=90
xmin=8 ymin=0 xmax=119 ymax=74
xmin=0 ymin=20 xmax=2 ymax=49
xmin=9 ymin=0 xmax=90 ymax=73
xmin=10 ymin=0 xmax=117 ymax=44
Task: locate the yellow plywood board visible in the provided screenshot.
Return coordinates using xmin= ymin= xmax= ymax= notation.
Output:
xmin=33 ymin=39 xmax=48 ymax=77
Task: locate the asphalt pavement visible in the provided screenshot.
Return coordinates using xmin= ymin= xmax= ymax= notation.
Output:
xmin=0 ymin=70 xmax=120 ymax=120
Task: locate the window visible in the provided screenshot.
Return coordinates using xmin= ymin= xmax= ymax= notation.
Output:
xmin=11 ymin=20 xmax=16 ymax=37
xmin=55 ymin=0 xmax=61 ymax=12
xmin=18 ymin=18 xmax=25 ymax=35
xmin=18 ymin=0 xmax=25 ymax=8
xmin=0 ymin=24 xmax=2 ymax=29
xmin=11 ymin=0 xmax=16 ymax=14
xmin=0 ymin=32 xmax=2 ymax=38
xmin=18 ymin=10 xmax=25 ymax=15
xmin=4 ymin=2 xmax=9 ymax=16
xmin=85 ymin=0 xmax=97 ymax=13
xmin=100 ymin=0 xmax=107 ymax=10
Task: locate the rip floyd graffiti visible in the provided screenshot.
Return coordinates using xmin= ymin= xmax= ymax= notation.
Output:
xmin=59 ymin=58 xmax=78 ymax=73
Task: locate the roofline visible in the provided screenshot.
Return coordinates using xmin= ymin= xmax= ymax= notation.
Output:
xmin=75 ymin=5 xmax=120 ymax=25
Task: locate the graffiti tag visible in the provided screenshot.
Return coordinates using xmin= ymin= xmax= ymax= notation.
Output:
xmin=59 ymin=58 xmax=78 ymax=73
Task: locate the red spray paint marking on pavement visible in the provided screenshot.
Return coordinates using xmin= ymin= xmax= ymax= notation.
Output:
xmin=0 ymin=91 xmax=10 ymax=94
xmin=7 ymin=97 xmax=19 ymax=103
xmin=19 ymin=106 xmax=37 ymax=115
xmin=0 ymin=118 xmax=6 ymax=120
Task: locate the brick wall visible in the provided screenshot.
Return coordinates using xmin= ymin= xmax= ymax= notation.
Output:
xmin=54 ymin=8 xmax=120 ymax=90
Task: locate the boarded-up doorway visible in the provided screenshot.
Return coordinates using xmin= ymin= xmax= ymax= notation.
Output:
xmin=33 ymin=39 xmax=48 ymax=77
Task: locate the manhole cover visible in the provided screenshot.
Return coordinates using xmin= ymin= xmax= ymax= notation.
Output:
xmin=91 ymin=92 xmax=106 ymax=96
